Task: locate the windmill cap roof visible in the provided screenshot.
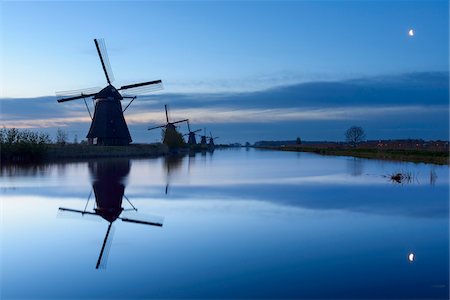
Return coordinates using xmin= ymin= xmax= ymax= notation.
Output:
xmin=94 ymin=85 xmax=123 ymax=100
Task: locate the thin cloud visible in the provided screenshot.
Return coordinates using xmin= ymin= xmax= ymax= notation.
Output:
xmin=129 ymin=105 xmax=447 ymax=124
xmin=1 ymin=105 xmax=445 ymax=129
xmin=1 ymin=116 xmax=90 ymax=129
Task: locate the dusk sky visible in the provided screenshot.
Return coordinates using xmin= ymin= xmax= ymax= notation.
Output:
xmin=1 ymin=1 xmax=448 ymax=143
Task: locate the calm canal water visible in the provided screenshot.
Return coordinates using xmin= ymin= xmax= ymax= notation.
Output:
xmin=1 ymin=148 xmax=448 ymax=299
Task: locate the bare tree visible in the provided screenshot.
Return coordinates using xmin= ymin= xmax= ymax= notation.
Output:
xmin=345 ymin=126 xmax=366 ymax=147
xmin=56 ymin=128 xmax=68 ymax=145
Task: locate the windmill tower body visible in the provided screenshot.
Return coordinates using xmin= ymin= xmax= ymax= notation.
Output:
xmin=187 ymin=132 xmax=197 ymax=145
xmin=208 ymin=132 xmax=218 ymax=149
xmin=162 ymin=123 xmax=182 ymax=146
xmin=185 ymin=121 xmax=200 ymax=146
xmin=87 ymin=85 xmax=131 ymax=145
xmin=199 ymin=128 xmax=210 ymax=149
xmin=148 ymin=105 xmax=188 ymax=150
xmin=90 ymin=159 xmax=130 ymax=222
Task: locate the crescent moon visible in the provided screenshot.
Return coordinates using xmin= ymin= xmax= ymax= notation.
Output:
xmin=408 ymin=29 xmax=414 ymax=37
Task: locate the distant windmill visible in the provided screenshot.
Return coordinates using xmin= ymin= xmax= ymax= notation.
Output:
xmin=199 ymin=128 xmax=209 ymax=148
xmin=184 ymin=120 xmax=201 ymax=146
xmin=56 ymin=38 xmax=162 ymax=146
xmin=148 ymin=105 xmax=188 ymax=149
xmin=208 ymin=132 xmax=219 ymax=149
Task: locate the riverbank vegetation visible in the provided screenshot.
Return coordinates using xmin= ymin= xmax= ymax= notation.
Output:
xmin=2 ymin=128 xmax=448 ymax=165
xmin=257 ymin=144 xmax=449 ymax=165
xmin=0 ymin=128 xmax=51 ymax=163
xmin=1 ymin=128 xmax=167 ymax=164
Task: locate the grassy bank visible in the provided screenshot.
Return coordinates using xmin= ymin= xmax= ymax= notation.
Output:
xmin=257 ymin=145 xmax=449 ymax=165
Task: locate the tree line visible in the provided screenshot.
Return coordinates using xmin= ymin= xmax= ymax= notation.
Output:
xmin=0 ymin=128 xmax=74 ymax=163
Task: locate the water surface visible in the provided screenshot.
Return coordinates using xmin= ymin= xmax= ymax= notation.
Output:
xmin=1 ymin=149 xmax=448 ymax=299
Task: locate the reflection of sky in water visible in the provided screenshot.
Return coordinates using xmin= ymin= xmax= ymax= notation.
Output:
xmin=1 ymin=149 xmax=448 ymax=299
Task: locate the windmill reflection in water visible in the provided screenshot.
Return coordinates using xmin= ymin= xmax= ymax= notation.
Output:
xmin=58 ymin=159 xmax=163 ymax=269
xmin=162 ymin=151 xmax=209 ymax=195
xmin=163 ymin=155 xmax=184 ymax=195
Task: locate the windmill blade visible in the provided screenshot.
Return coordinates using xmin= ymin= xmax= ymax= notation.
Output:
xmin=119 ymin=80 xmax=162 ymax=91
xmin=187 ymin=120 xmax=192 ymax=132
xmin=94 ymin=38 xmax=115 ymax=85
xmin=184 ymin=130 xmax=200 ymax=136
xmin=164 ymin=105 xmax=169 ymax=123
xmin=120 ymin=84 xmax=163 ymax=96
xmin=121 ymin=210 xmax=164 ymax=224
xmin=190 ymin=130 xmax=202 ymax=137
xmin=120 ymin=217 xmax=163 ymax=227
xmin=148 ymin=124 xmax=166 ymax=131
xmin=58 ymin=207 xmax=98 ymax=216
xmin=172 ymin=119 xmax=189 ymax=125
xmin=119 ymin=80 xmax=163 ymax=96
xmin=96 ymin=223 xmax=115 ymax=269
xmin=57 ymin=207 xmax=101 ymax=222
xmin=57 ymin=93 xmax=97 ymax=103
xmin=56 ymin=87 xmax=101 ymax=103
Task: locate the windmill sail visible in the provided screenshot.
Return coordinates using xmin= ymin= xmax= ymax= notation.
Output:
xmin=96 ymin=223 xmax=115 ymax=269
xmin=94 ymin=38 xmax=115 ymax=84
xmin=56 ymin=87 xmax=102 ymax=102
xmin=119 ymin=80 xmax=163 ymax=96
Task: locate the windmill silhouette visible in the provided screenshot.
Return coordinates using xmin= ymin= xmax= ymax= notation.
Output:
xmin=58 ymin=159 xmax=163 ymax=269
xmin=208 ymin=132 xmax=219 ymax=149
xmin=163 ymin=155 xmax=184 ymax=195
xmin=199 ymin=128 xmax=209 ymax=148
xmin=56 ymin=39 xmax=162 ymax=146
xmin=148 ymin=105 xmax=188 ymax=149
xmin=184 ymin=120 xmax=201 ymax=146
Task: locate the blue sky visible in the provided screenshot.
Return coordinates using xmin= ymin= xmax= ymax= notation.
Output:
xmin=0 ymin=1 xmax=448 ymax=143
